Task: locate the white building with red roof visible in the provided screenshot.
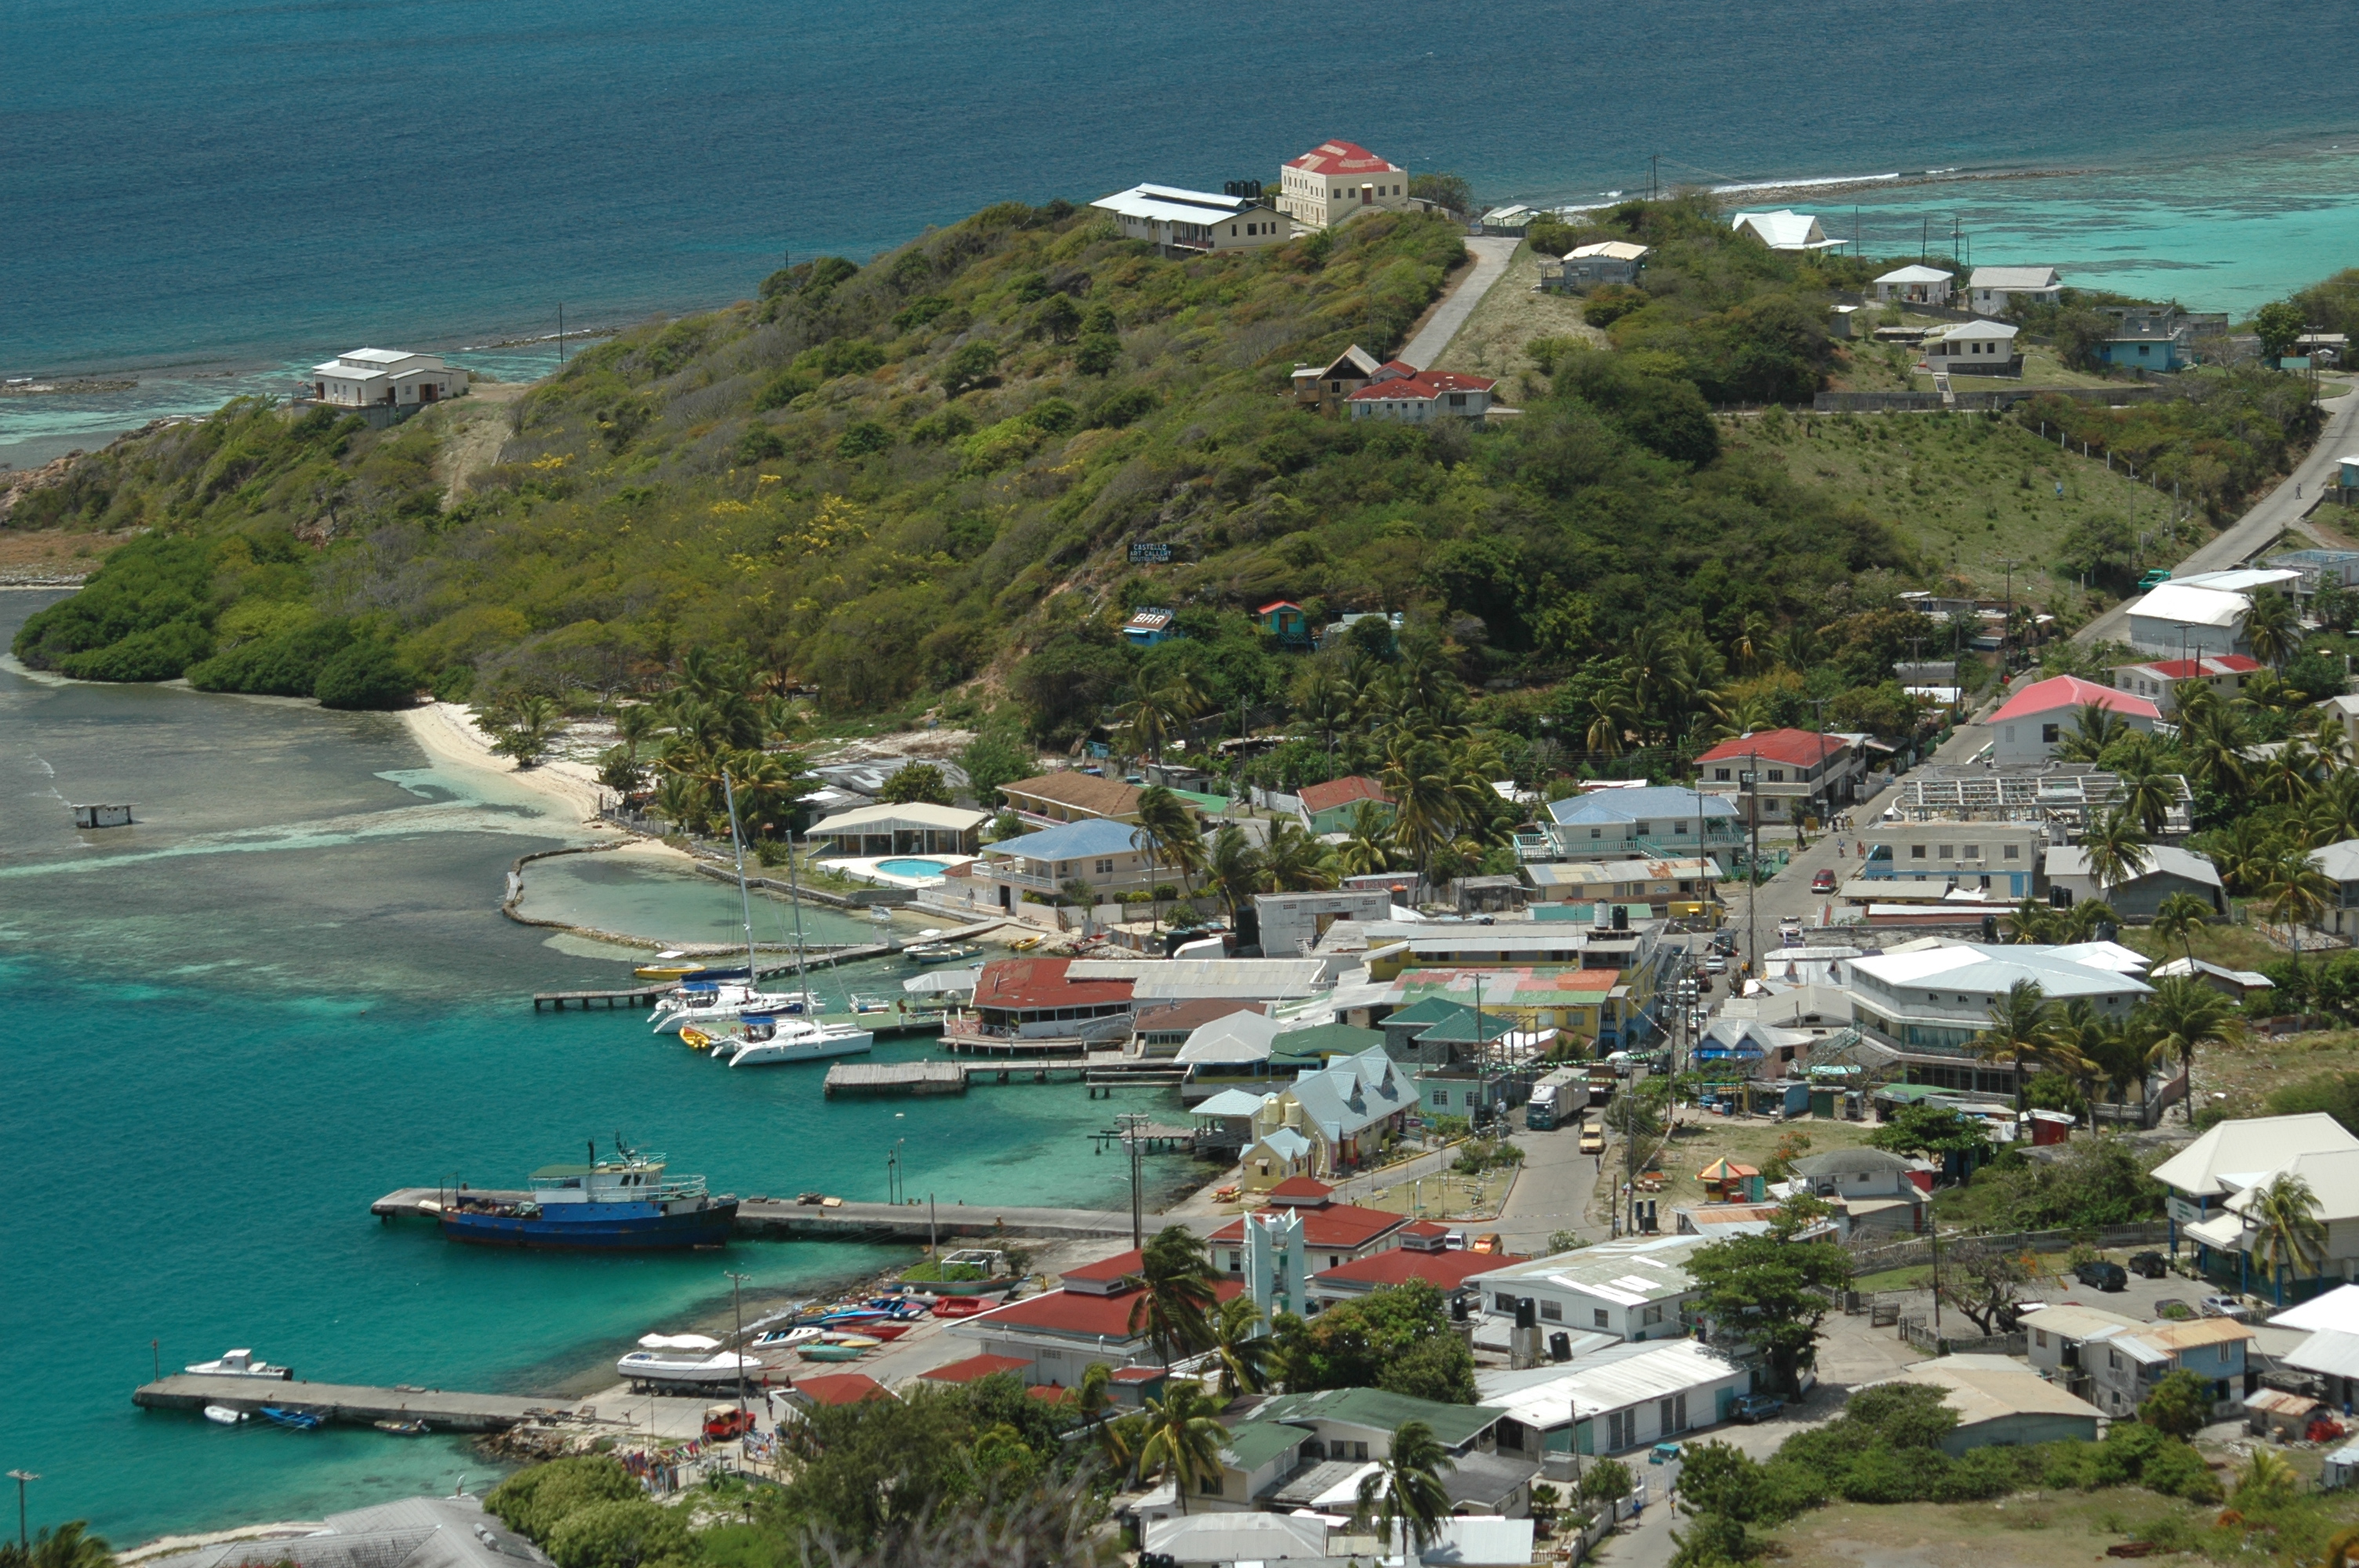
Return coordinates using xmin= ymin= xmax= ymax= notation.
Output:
xmin=1693 ymin=728 xmax=1863 ymax=826
xmin=1986 ymin=674 xmax=2161 ymax=763
xmin=2110 ymin=653 xmax=2260 ymax=717
xmin=1208 ymin=1176 xmax=1412 ymax=1277
xmin=951 ymin=1247 xmax=1247 ymax=1387
xmin=1278 ymin=140 xmax=1412 ymax=230
xmin=1309 ymin=1222 xmax=1521 ymax=1306
xmin=1347 ymin=360 xmax=1497 ymax=424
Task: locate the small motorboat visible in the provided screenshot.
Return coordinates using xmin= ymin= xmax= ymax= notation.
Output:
xmin=904 ymin=943 xmax=977 ymax=964
xmin=752 ymin=1327 xmax=823 ymax=1352
xmin=818 ymin=1333 xmax=882 ymax=1348
xmin=815 ymin=1308 xmax=885 ymax=1325
xmin=847 ymin=993 xmax=894 ymax=1014
xmin=186 ymin=1348 xmax=293 ymax=1380
xmin=1006 ymin=935 xmax=1042 ymax=952
xmin=202 ymin=1405 xmax=249 ymax=1426
xmin=635 ymin=951 xmax=713 ymax=981
xmin=260 ymin=1406 xmax=322 ymax=1431
xmin=373 ymin=1418 xmax=429 ymax=1435
xmin=798 ymin=1343 xmax=869 ymax=1363
xmin=863 ymin=1323 xmax=914 ymax=1341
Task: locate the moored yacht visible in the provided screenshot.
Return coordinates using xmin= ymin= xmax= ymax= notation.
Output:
xmin=714 ymin=1014 xmax=873 ymax=1067
xmin=185 ymin=1348 xmax=293 ymax=1380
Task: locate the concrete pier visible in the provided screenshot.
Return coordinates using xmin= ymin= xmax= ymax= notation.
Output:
xmin=134 ymin=1374 xmax=573 ymax=1432
xmin=369 ymin=1186 xmax=1201 ymax=1241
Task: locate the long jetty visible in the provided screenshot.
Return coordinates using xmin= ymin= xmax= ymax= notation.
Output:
xmin=823 ymin=1053 xmax=1187 ymax=1095
xmin=133 ymin=1374 xmax=575 ymax=1432
xmin=529 ymin=919 xmax=1006 ymax=1011
xmin=369 ymin=1186 xmax=1201 ymax=1242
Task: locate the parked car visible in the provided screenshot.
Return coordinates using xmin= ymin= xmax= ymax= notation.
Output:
xmin=1812 ymin=869 xmax=1838 ymax=894
xmin=2201 ymin=1294 xmax=2252 ymax=1319
xmin=2074 ymin=1260 xmax=2128 ymax=1292
xmin=1730 ymin=1392 xmax=1787 ymax=1424
xmin=2128 ymin=1251 xmax=2169 ymax=1279
xmin=1579 ymin=1121 xmax=1606 ymax=1155
xmin=1704 ymin=954 xmax=1728 ymax=975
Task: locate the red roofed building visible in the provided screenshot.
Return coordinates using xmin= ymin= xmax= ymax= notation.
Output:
xmin=953 ymin=1247 xmax=1248 ymax=1387
xmin=1297 ymin=775 xmax=1392 ymax=833
xmin=1207 ymin=1177 xmax=1412 ymax=1276
xmin=1988 ymin=674 xmax=2162 ymax=763
xmin=1347 ymin=365 xmax=1498 ymax=425
xmin=1694 ymin=728 xmax=1864 ymax=825
xmin=2110 ymin=653 xmax=2260 ymax=717
xmin=963 ymin=957 xmax=1135 ymax=1042
xmin=1256 ymin=600 xmax=1312 ymax=644
xmin=918 ymin=1352 xmax=1036 ymax=1385
xmin=783 ymin=1371 xmax=893 ymax=1409
xmin=1309 ymin=1224 xmax=1522 ymax=1305
xmin=1279 ymin=140 xmax=1412 ymax=230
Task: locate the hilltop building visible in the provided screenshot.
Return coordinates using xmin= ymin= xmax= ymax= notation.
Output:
xmin=1278 ymin=140 xmax=1412 ymax=230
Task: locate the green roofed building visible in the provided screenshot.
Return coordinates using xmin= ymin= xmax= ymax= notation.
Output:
xmin=1272 ymin=1021 xmax=1386 ymax=1060
xmin=1201 ymin=1385 xmax=1518 ymax=1509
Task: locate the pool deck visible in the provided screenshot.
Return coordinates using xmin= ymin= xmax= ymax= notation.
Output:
xmin=821 ymin=854 xmax=980 ymax=890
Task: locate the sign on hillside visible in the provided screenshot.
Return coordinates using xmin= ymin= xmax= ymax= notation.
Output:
xmin=1129 ymin=541 xmax=1172 ymax=564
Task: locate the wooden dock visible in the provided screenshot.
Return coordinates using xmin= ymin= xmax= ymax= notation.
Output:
xmin=533 ymin=985 xmax=673 ymax=1011
xmin=369 ymin=1188 xmax=1213 ymax=1241
xmin=825 ymin=1061 xmax=967 ymax=1096
xmin=134 ymin=1374 xmax=575 ymax=1432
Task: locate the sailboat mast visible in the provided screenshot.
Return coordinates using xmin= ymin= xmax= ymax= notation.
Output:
xmin=783 ymin=811 xmax=812 ymax=990
xmin=722 ymin=769 xmax=758 ymax=979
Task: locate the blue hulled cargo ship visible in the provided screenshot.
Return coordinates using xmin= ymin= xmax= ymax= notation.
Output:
xmin=438 ymin=1143 xmax=737 ymax=1250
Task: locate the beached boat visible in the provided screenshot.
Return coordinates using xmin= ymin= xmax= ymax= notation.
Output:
xmin=714 ymin=1014 xmax=872 ymax=1068
xmin=616 ymin=1348 xmax=765 ymax=1388
xmin=202 ymin=1405 xmax=249 ymax=1425
xmin=798 ymin=1344 xmax=869 ymax=1363
xmin=903 ymin=942 xmax=978 ymax=964
xmin=928 ymin=1294 xmax=1005 ymax=1318
xmin=752 ymin=1327 xmax=823 ymax=1352
xmin=185 ymin=1348 xmax=293 ymax=1380
xmin=373 ymin=1418 xmax=429 ymax=1435
xmin=438 ymin=1142 xmax=738 ymax=1250
xmin=259 ymin=1406 xmax=322 ymax=1431
xmin=863 ymin=1322 xmax=913 ymax=1341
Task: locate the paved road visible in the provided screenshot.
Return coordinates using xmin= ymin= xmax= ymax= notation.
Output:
xmin=1399 ymin=235 xmax=1519 ymax=369
xmin=2078 ymin=382 xmax=2359 ymax=645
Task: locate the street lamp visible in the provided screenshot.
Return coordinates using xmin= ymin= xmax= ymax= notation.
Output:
xmin=8 ymin=1471 xmax=36 ymax=1552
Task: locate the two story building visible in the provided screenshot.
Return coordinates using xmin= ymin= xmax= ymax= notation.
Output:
xmin=1841 ymin=942 xmax=2152 ymax=1096
xmin=1277 ymin=140 xmax=1412 ymax=231
xmin=1859 ymin=819 xmax=2046 ymax=899
xmin=1289 ymin=344 xmax=1384 ymax=410
xmin=1466 ymin=1236 xmax=1707 ymax=1345
xmin=1522 ymin=856 xmax=1719 ymax=916
xmin=1207 ymin=1174 xmax=1410 ymax=1277
xmin=1694 ymin=730 xmax=1866 ymax=827
xmin=2023 ymin=1304 xmax=2253 ymax=1420
xmin=2111 ymin=654 xmax=2261 ymax=717
xmin=2150 ymin=1113 xmax=2359 ymax=1258
xmin=972 ymin=816 xmax=1158 ymax=916
xmin=1531 ymin=786 xmax=1746 ymax=866
xmin=1781 ymin=1147 xmax=1928 ymax=1237
xmin=308 ymin=347 xmax=467 ymax=410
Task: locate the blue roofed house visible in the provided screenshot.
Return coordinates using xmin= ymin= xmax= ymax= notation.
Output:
xmin=1530 ymin=787 xmax=1745 ymax=867
xmin=1250 ymin=1046 xmax=1417 ymax=1178
xmin=973 ymin=816 xmax=1157 ymax=920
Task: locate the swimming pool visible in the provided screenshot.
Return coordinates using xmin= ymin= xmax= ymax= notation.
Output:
xmin=876 ymin=857 xmax=951 ymax=878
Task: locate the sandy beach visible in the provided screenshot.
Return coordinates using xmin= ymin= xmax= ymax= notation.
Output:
xmin=398 ymin=700 xmax=615 ymax=826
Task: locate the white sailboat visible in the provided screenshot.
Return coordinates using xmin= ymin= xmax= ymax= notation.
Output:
xmin=716 ymin=1013 xmax=871 ymax=1067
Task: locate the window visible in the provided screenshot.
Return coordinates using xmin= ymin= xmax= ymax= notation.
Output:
xmin=1496 ymin=1293 xmax=1518 ymax=1313
xmin=1937 ymin=845 xmax=1954 ymax=859
xmin=1541 ymin=1301 xmax=1562 ymax=1322
xmin=1201 ymin=1475 xmax=1223 ymax=1495
xmin=1608 ymin=1410 xmax=1632 ymax=1450
xmin=2004 ymin=844 xmax=2021 ymax=860
xmin=1590 ymin=829 xmax=1603 ymax=840
xmin=2042 ymin=724 xmax=2060 ymax=743
xmin=1767 ymin=770 xmax=1786 ymax=782
xmin=1962 ymin=844 xmax=1981 ymax=860
xmin=2036 ymin=1329 xmax=2048 ymax=1348
xmin=1354 ymin=1441 xmax=1370 ymax=1461
xmin=1594 ymin=1308 xmax=1611 ymax=1328
xmin=1642 ymin=1304 xmax=1664 ymax=1326
xmin=1715 ymin=769 xmax=1731 ymax=782
xmin=1910 ymin=845 xmax=1928 ymax=859
xmin=1094 ymin=858 xmax=1113 ymax=875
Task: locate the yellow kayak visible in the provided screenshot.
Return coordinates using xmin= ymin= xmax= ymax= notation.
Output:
xmin=680 ymin=1026 xmax=713 ymax=1052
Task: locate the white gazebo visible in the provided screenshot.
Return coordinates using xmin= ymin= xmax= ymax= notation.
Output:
xmin=807 ymin=802 xmax=988 ymax=857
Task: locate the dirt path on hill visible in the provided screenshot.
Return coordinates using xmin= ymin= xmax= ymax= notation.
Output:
xmin=438 ymin=382 xmax=531 ymax=506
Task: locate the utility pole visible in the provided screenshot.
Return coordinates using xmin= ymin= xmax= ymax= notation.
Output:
xmin=1998 ymin=557 xmax=2019 ymax=671
xmin=1743 ymin=749 xmax=1761 ymax=981
xmin=9 ymin=1471 xmax=36 ymax=1552
xmin=724 ymin=1271 xmax=751 ymax=1421
xmin=1473 ymin=974 xmax=1488 ymax=1131
xmin=1116 ymin=1112 xmax=1150 ymax=1250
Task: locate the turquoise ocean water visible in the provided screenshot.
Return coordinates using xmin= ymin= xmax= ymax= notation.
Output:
xmin=6 ymin=0 xmax=2359 ymax=463
xmin=0 ymin=593 xmax=1187 ymax=1541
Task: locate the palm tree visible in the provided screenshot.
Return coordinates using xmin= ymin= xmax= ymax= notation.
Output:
xmin=1355 ymin=1420 xmax=1456 ymax=1559
xmin=1585 ymin=679 xmax=1640 ymax=758
xmin=2083 ymin=1014 xmax=2158 ymax=1120
xmin=2055 ymin=703 xmax=2132 ymax=764
xmin=1126 ymin=1224 xmax=1220 ymax=1364
xmin=1205 ymin=823 xmax=1264 ymax=924
xmin=2200 ymin=816 xmax=2282 ymax=899
xmin=2003 ymin=895 xmax=2062 ymax=945
xmin=10 ymin=1523 xmax=113 ymax=1568
xmin=1136 ymin=1381 xmax=1228 ymax=1515
xmin=2248 ymin=1172 xmax=2328 ymax=1304
xmin=1336 ymin=801 xmax=1400 ymax=880
xmin=2139 ymin=974 xmax=2244 ymax=1123
xmin=1120 ymin=672 xmax=1205 ymax=764
xmin=2175 ymin=695 xmax=2254 ymax=797
xmin=1260 ymin=819 xmax=1339 ymax=893
xmin=489 ymin=694 xmax=567 ymax=767
xmin=2114 ymin=765 xmax=2179 ymax=837
xmin=2059 ymin=898 xmax=2122 ymax=944
xmin=1206 ymin=1295 xmax=1274 ymax=1398
xmin=2079 ymin=809 xmax=2153 ymax=907
xmin=2245 ymin=589 xmax=2300 ymax=668
xmin=1074 ymin=1363 xmax=1133 ymax=1479
xmin=1134 ymin=786 xmax=1206 ymax=929
xmin=2150 ymin=891 xmax=2214 ymax=969
xmin=1971 ymin=979 xmax=2055 ymax=1116
xmin=2305 ymin=768 xmax=2359 ymax=848
xmin=1291 ymin=663 xmax=1354 ymax=778
xmin=2255 ymin=840 xmax=2335 ymax=961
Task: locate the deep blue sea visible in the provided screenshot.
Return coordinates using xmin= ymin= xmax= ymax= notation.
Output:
xmin=7 ymin=0 xmax=2359 ymax=463
xmin=0 ymin=593 xmax=1190 ymax=1542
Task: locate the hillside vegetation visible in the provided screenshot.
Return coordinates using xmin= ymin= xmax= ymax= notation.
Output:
xmin=1 ymin=194 xmax=2328 ymax=758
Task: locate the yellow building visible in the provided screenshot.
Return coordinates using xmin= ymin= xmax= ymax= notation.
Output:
xmin=1278 ymin=140 xmax=1412 ymax=230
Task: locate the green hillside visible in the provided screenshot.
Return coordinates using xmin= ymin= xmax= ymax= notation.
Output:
xmin=2 ymin=194 xmax=2328 ymax=759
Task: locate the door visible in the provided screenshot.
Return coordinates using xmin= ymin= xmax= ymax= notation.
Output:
xmin=998 ymin=885 xmax=1011 ymax=910
xmin=420 ymin=383 xmax=438 ymax=403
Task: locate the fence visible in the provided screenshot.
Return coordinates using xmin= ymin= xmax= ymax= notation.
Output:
xmin=1847 ymin=1220 xmax=2174 ymax=1276
xmin=1896 ymin=1315 xmax=2027 ymax=1356
xmin=1812 ymin=386 xmax=2190 ymax=414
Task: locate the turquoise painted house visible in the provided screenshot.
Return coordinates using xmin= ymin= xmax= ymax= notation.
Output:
xmin=1257 ymin=600 xmax=1312 ymax=646
xmin=2095 ymin=306 xmax=2187 ymax=371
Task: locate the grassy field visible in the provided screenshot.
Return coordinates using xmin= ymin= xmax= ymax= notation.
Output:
xmin=1429 ymin=240 xmax=1606 ymax=397
xmin=1757 ymin=1493 xmax=2225 ymax=1568
xmin=1619 ymin=1113 xmax=1881 ymax=1214
xmin=1719 ymin=408 xmax=2197 ymax=598
xmin=1360 ymin=1165 xmax=1518 ymax=1221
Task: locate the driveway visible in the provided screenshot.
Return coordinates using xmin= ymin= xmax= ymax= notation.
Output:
xmin=1398 ymin=236 xmax=1519 ymax=368
xmin=2077 ymin=382 xmax=2359 ymax=645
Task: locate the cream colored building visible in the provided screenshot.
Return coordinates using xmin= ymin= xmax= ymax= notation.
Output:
xmin=1278 ymin=140 xmax=1412 ymax=230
